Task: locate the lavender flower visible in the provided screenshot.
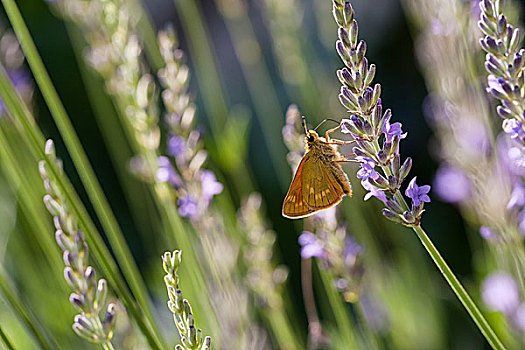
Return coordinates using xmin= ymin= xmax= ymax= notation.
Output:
xmin=356 ymin=157 xmax=377 ymax=180
xmin=162 ymin=250 xmax=211 ymax=350
xmin=298 ymin=232 xmax=326 ymax=259
xmin=332 ymin=0 xmax=428 ymax=226
xmin=507 ymin=183 xmax=525 ymax=210
xmin=361 ymin=179 xmax=387 ymax=203
xmin=40 ymin=140 xmax=116 ymax=346
xmin=433 ymin=167 xmax=471 ymax=203
xmin=382 ymin=115 xmax=407 ymax=143
xmin=177 ymin=196 xmax=199 ymax=218
xmin=481 ymin=271 xmax=525 ymax=334
xmin=482 ymin=272 xmax=520 ymax=314
xmin=405 ymin=177 xmax=431 ymax=207
xmin=155 ymin=28 xmax=223 ymax=222
xmin=479 ymin=226 xmax=496 ymax=241
xmin=157 ymin=28 xmax=265 ymax=348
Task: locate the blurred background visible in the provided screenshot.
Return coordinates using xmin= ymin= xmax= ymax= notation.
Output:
xmin=0 ymin=0 xmax=523 ymax=348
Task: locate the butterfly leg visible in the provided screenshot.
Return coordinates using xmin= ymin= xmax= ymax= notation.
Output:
xmin=325 ymin=124 xmax=341 ymax=140
xmin=326 ymin=138 xmax=357 ymax=146
xmin=336 ymin=153 xmax=361 ymax=163
xmin=336 ymin=159 xmax=361 ymax=163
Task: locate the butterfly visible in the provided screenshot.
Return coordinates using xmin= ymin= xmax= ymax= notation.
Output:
xmin=282 ymin=117 xmax=353 ymax=219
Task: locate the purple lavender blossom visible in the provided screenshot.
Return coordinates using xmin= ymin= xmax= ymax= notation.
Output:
xmin=156 ymin=156 xmax=183 ymax=188
xmin=508 ymin=183 xmax=525 ymax=210
xmin=200 ymin=170 xmax=223 ymax=205
xmin=0 ymin=69 xmax=32 ymax=115
xmin=405 ymin=177 xmax=431 ymax=206
xmin=507 ymin=147 xmax=525 ymax=172
xmin=298 ymin=232 xmax=325 ymax=259
xmin=479 ymin=226 xmax=495 ymax=241
xmin=361 ymin=179 xmax=387 ymax=204
xmin=356 ymin=157 xmax=377 ymax=181
xmin=503 ymin=119 xmax=524 ymax=140
xmin=177 ymin=195 xmax=199 ymax=218
xmin=340 ymin=119 xmax=353 ymax=134
xmin=343 ymin=236 xmax=364 ymax=269
xmin=167 ymin=135 xmax=186 ymax=158
xmin=481 ymin=272 xmax=520 ymax=314
xmin=433 ymin=167 xmax=471 ymax=203
xmin=486 ymin=75 xmax=505 ymax=97
xmin=498 ymin=136 xmax=525 ymax=176
xmin=382 ymin=115 xmax=407 ymax=143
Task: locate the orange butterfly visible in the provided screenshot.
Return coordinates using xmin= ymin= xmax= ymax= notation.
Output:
xmin=282 ymin=118 xmax=352 ymax=219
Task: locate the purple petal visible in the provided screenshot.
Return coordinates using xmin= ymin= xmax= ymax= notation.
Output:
xmin=419 ymin=185 xmax=431 ymax=194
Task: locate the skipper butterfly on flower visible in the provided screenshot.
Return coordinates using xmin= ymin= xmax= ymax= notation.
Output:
xmin=282 ymin=117 xmax=353 ymax=219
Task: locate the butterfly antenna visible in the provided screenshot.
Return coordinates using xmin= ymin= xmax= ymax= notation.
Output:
xmin=314 ymin=118 xmax=340 ymax=131
xmin=301 ymin=116 xmax=308 ymax=134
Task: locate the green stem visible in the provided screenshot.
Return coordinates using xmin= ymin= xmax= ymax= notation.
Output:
xmin=0 ymin=326 xmax=15 ymax=350
xmin=265 ymin=308 xmax=301 ymax=350
xmin=0 ymin=122 xmax=64 ymax=275
xmin=354 ymin=302 xmax=380 ymax=350
xmin=102 ymin=341 xmax=116 ymax=350
xmin=317 ymin=267 xmax=357 ymax=347
xmin=411 ymin=225 xmax=505 ymax=350
xmin=0 ymin=1 xmax=165 ymax=348
xmin=0 ymin=266 xmax=57 ymax=350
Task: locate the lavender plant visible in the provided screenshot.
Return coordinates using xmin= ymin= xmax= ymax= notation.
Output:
xmin=155 ymin=28 xmax=269 ymax=349
xmin=156 ymin=28 xmax=223 ymax=222
xmin=39 ymin=140 xmax=116 ymax=349
xmin=239 ymin=193 xmax=289 ymax=311
xmin=162 ymin=250 xmax=211 ymax=350
xmin=238 ymin=193 xmax=301 ymax=349
xmin=332 ymin=0 xmax=504 ymax=347
xmin=479 ymin=0 xmax=524 ymax=139
xmin=476 ymin=0 xmax=525 ymax=338
xmin=478 ymin=0 xmax=525 ymax=236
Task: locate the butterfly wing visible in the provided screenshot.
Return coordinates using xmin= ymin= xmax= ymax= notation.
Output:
xmin=282 ymin=154 xmax=317 ymax=218
xmin=302 ymin=157 xmax=350 ymax=211
xmin=282 ymin=152 xmax=352 ymax=219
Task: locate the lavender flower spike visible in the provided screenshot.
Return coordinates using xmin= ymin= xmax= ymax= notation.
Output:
xmin=162 ymin=250 xmax=211 ymax=350
xmin=40 ymin=140 xmax=116 ymax=347
xmin=331 ymin=2 xmax=504 ymax=347
xmin=332 ymin=0 xmax=429 ymax=225
xmin=479 ymin=0 xmax=525 ymax=144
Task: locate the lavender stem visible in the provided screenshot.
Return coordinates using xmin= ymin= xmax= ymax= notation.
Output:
xmin=412 ymin=225 xmax=505 ymax=349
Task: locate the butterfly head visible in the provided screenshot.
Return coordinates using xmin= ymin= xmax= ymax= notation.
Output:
xmin=305 ymin=130 xmax=319 ymax=145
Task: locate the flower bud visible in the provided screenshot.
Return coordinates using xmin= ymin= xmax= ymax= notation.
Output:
xmin=400 ymin=157 xmax=412 ymax=182
xmin=385 ymin=198 xmax=403 ymax=214
xmin=343 ymin=1 xmax=354 ymax=27
xmin=349 ymin=20 xmax=358 ymax=47
xmin=402 ymin=211 xmax=416 ymax=224
xmin=382 ymin=209 xmax=404 ymax=224
xmin=338 ymin=27 xmax=351 ymax=50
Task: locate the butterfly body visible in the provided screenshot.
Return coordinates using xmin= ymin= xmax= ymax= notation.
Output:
xmin=282 ymin=130 xmax=352 ymax=219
